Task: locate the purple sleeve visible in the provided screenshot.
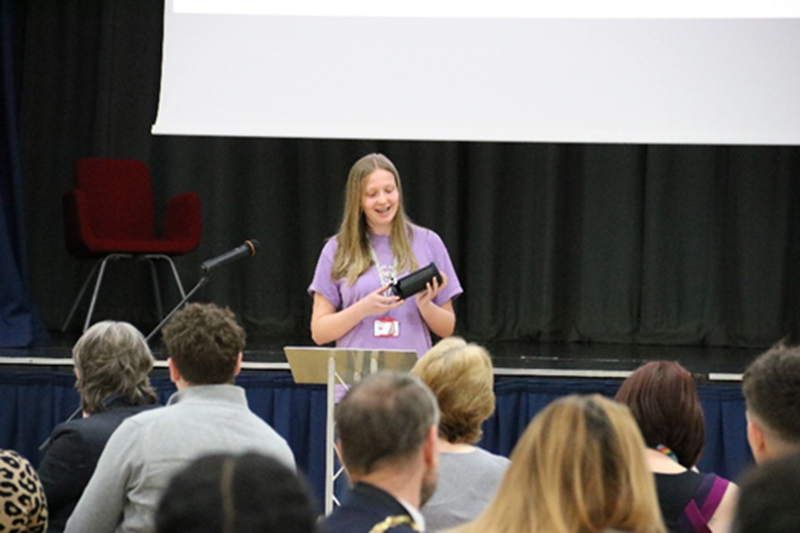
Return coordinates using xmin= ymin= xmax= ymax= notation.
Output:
xmin=308 ymin=238 xmax=342 ymax=309
xmin=417 ymin=227 xmax=463 ymax=306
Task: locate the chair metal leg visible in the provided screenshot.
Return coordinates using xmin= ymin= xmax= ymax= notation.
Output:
xmin=146 ymin=259 xmax=165 ymax=320
xmin=146 ymin=254 xmax=187 ymax=299
xmin=83 ymin=254 xmax=130 ymax=333
xmin=62 ymin=260 xmax=103 ymax=332
xmin=64 ymin=253 xmax=187 ymax=333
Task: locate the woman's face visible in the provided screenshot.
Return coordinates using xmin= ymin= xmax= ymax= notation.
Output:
xmin=361 ymin=168 xmax=399 ymax=234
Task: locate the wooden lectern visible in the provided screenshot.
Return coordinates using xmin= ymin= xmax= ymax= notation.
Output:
xmin=284 ymin=346 xmax=417 ymax=515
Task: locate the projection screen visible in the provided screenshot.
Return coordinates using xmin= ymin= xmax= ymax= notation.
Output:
xmin=153 ymin=1 xmax=800 ymax=144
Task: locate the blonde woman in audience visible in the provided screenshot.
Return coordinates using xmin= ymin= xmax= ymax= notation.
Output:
xmin=411 ymin=337 xmax=509 ymax=532
xmin=450 ymin=394 xmax=666 ymax=533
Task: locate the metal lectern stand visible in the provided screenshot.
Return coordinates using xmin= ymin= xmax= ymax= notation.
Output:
xmin=283 ymin=347 xmax=417 ymax=515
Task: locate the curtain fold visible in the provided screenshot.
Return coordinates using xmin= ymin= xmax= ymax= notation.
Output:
xmin=10 ymin=0 xmax=800 ymax=348
xmin=0 ymin=0 xmax=48 ymax=347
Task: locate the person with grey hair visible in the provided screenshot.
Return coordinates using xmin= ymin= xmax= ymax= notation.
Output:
xmin=38 ymin=320 xmax=159 ymax=532
xmin=321 ymin=370 xmax=440 ymax=533
xmin=64 ymin=303 xmax=295 ymax=533
xmin=741 ymin=342 xmax=800 ymax=464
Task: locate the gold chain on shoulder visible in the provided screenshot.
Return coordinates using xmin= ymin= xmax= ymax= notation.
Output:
xmin=368 ymin=515 xmax=423 ymax=533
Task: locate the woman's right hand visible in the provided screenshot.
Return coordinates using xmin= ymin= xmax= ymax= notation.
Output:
xmin=357 ymin=284 xmax=404 ymax=317
xmin=311 ymin=285 xmax=404 ymax=346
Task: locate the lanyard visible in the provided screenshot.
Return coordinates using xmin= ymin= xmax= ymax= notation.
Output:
xmin=369 ymin=243 xmax=398 ymax=288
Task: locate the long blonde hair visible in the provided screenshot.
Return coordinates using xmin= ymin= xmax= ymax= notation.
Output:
xmin=451 ymin=394 xmax=666 ymax=533
xmin=331 ymin=153 xmax=417 ymax=284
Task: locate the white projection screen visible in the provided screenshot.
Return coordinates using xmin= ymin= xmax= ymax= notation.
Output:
xmin=153 ymin=1 xmax=800 ymax=144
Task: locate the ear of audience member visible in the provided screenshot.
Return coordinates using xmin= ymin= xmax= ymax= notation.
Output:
xmin=155 ymin=452 xmax=317 ymax=533
xmin=0 ymin=449 xmax=48 ymax=533
xmin=731 ymin=451 xmax=800 ymax=533
xmin=741 ymin=342 xmax=800 ymax=463
xmin=410 ymin=337 xmax=509 ymax=531
xmin=450 ymin=394 xmax=666 ymax=533
xmin=63 ymin=303 xmax=295 ymax=533
xmin=321 ymin=371 xmax=439 ymax=533
xmin=615 ymin=360 xmax=737 ymax=533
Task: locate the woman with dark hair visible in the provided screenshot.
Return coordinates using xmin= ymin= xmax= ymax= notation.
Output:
xmin=155 ymin=452 xmax=317 ymax=533
xmin=615 ymin=361 xmax=738 ymax=533
xmin=37 ymin=321 xmax=159 ymax=532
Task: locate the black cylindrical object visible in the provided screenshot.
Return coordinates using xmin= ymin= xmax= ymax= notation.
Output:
xmin=391 ymin=262 xmax=442 ymax=299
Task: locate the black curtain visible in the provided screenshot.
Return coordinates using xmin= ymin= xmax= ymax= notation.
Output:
xmin=0 ymin=0 xmax=47 ymax=347
xmin=14 ymin=0 xmax=800 ymax=350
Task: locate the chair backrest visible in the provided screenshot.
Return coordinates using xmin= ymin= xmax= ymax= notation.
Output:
xmin=76 ymin=158 xmax=156 ymax=240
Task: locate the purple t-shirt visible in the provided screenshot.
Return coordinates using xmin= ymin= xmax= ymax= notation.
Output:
xmin=308 ymin=225 xmax=462 ymax=357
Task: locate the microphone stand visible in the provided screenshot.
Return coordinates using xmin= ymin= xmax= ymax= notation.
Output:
xmin=41 ymin=273 xmax=213 ymax=452
xmin=39 ymin=407 xmax=82 ymax=452
xmin=146 ymin=274 xmax=210 ymax=343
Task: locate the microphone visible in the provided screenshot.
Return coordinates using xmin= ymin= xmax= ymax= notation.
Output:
xmin=200 ymin=239 xmax=260 ymax=273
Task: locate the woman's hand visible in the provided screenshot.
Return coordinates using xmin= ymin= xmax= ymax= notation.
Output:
xmin=358 ymin=284 xmax=405 ymax=317
xmin=416 ymin=271 xmax=448 ymax=309
xmin=310 ymin=285 xmax=404 ymax=345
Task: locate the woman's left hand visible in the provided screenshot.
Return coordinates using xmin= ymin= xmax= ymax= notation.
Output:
xmin=416 ymin=271 xmax=448 ymax=309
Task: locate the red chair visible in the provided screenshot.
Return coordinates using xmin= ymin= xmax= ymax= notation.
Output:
xmin=62 ymin=158 xmax=201 ymax=332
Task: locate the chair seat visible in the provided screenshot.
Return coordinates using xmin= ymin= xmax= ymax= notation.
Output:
xmin=62 ymin=157 xmax=202 ymax=332
xmin=78 ymin=237 xmax=200 ymax=255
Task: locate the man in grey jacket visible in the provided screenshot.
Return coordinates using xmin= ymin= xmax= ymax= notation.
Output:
xmin=65 ymin=303 xmax=295 ymax=533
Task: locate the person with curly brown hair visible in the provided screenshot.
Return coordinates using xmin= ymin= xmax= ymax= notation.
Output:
xmin=741 ymin=342 xmax=800 ymax=464
xmin=65 ymin=303 xmax=295 ymax=533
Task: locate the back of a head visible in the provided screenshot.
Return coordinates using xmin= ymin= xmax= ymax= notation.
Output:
xmin=0 ymin=449 xmax=48 ymax=532
xmin=460 ymin=394 xmax=665 ymax=533
xmin=614 ymin=360 xmax=705 ymax=468
xmin=72 ymin=320 xmax=157 ymax=414
xmin=155 ymin=452 xmax=317 ymax=533
xmin=335 ymin=371 xmax=439 ymax=476
xmin=161 ymin=303 xmax=246 ymax=385
xmin=742 ymin=343 xmax=800 ymax=447
xmin=411 ymin=337 xmax=495 ymax=444
xmin=732 ymin=452 xmax=800 ymax=533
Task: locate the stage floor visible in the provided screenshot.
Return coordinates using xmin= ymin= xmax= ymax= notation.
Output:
xmin=0 ymin=330 xmax=763 ymax=381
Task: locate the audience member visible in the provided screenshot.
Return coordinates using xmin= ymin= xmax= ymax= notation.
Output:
xmin=155 ymin=452 xmax=317 ymax=533
xmin=410 ymin=337 xmax=509 ymax=531
xmin=38 ymin=320 xmax=159 ymax=532
xmin=0 ymin=449 xmax=48 ymax=532
xmin=741 ymin=342 xmax=800 ymax=463
xmin=64 ymin=303 xmax=295 ymax=533
xmin=731 ymin=451 xmax=800 ymax=533
xmin=615 ymin=361 xmax=737 ymax=533
xmin=321 ymin=371 xmax=439 ymax=533
xmin=451 ymin=394 xmax=666 ymax=533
